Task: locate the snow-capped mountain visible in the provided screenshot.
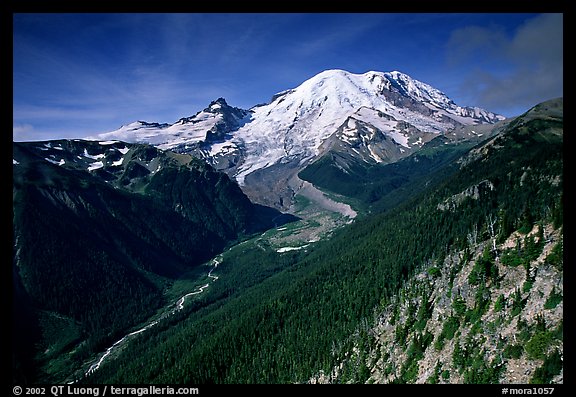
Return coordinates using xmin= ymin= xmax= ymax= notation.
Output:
xmin=89 ymin=69 xmax=505 ymax=209
xmin=93 ymin=98 xmax=251 ymax=151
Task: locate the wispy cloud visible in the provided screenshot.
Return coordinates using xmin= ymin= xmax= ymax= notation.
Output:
xmin=284 ymin=15 xmax=379 ymax=59
xmin=13 ymin=14 xmax=279 ymax=137
xmin=12 ymin=123 xmax=36 ymax=141
xmin=14 ymin=13 xmax=561 ymax=141
xmin=13 ymin=16 xmax=246 ymax=141
xmin=446 ymin=13 xmax=563 ymax=116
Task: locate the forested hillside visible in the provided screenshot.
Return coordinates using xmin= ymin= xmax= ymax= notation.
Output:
xmin=12 ymin=141 xmax=291 ymax=383
xmin=85 ymin=99 xmax=562 ymax=384
xmin=311 ymin=223 xmax=563 ymax=384
xmin=298 ymin=134 xmax=473 ymax=212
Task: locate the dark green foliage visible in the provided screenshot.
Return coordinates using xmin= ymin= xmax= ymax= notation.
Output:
xmin=12 ymin=141 xmax=292 ymax=383
xmin=496 ymin=208 xmax=515 ymax=244
xmin=14 ymin=182 xmax=168 ymax=359
xmin=503 ymin=344 xmax=524 ymax=359
xmin=400 ymin=331 xmax=433 ymax=382
xmin=546 ymin=240 xmax=563 ymax=271
xmin=544 ymin=286 xmax=563 ymax=309
xmin=524 ymin=226 xmax=545 ymax=262
xmin=510 ymin=288 xmax=526 ymax=317
xmin=516 ymin=319 xmax=532 ymax=344
xmin=469 ymin=320 xmax=483 ymax=337
xmin=414 ymin=295 xmax=433 ymax=332
xmin=525 ymin=332 xmax=554 ymax=360
xmin=534 ymin=313 xmax=548 ymax=333
xmin=468 ymin=246 xmax=497 ymax=285
xmin=454 ymin=337 xmax=505 ymax=383
xmin=15 ymin=99 xmax=562 ymax=383
xmin=551 ymin=320 xmax=563 ymax=341
xmin=441 ymin=317 xmax=460 ymax=341
xmin=434 ymin=315 xmax=459 ymax=351
xmin=494 ymin=294 xmax=505 ymax=313
xmin=518 ymin=207 xmax=534 ymax=234
xmin=452 ymin=340 xmax=466 ymax=370
xmin=500 ymin=247 xmax=524 ymax=267
xmin=551 ymin=194 xmax=563 ymax=229
xmin=298 ymin=139 xmax=470 ymax=212
xmin=500 ymin=228 xmax=544 ymax=271
xmin=452 ymin=294 xmax=467 ymax=318
xmin=395 ymin=324 xmax=409 ymax=345
xmin=531 ymin=350 xmax=563 ymax=384
xmin=524 ymin=315 xmax=561 ymax=362
xmin=462 ymin=354 xmax=505 ymax=384
xmin=523 ymin=264 xmax=535 ymax=293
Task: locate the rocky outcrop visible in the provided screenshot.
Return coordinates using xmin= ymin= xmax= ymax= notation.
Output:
xmin=311 ymin=223 xmax=563 ymax=384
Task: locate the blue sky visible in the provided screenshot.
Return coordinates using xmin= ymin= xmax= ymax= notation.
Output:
xmin=13 ymin=13 xmax=563 ymax=141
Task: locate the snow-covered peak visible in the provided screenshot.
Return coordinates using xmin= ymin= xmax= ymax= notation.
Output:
xmin=283 ymin=69 xmax=451 ymax=108
xmin=260 ymin=69 xmax=502 ymax=125
xmin=92 ymin=121 xmax=170 ymax=146
xmin=89 ymin=68 xmax=504 ymax=187
xmin=285 ymin=69 xmax=391 ymax=107
xmin=230 ymin=69 xmax=505 ymax=184
xmin=89 ymin=97 xmax=251 ymax=151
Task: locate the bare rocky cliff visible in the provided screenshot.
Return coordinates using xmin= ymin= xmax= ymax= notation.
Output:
xmin=311 ymin=222 xmax=563 ymax=384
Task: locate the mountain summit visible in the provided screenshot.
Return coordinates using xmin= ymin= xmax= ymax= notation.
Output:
xmin=90 ymin=69 xmax=505 ymax=209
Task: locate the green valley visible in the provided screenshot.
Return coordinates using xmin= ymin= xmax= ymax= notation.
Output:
xmin=76 ymin=99 xmax=562 ymax=384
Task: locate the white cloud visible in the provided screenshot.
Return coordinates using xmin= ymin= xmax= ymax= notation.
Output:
xmin=13 ymin=123 xmax=35 ymax=141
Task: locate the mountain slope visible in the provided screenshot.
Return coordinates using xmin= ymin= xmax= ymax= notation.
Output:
xmin=310 ymin=98 xmax=564 ymax=384
xmin=84 ymin=98 xmax=561 ymax=384
xmin=94 ymin=98 xmax=251 ymax=152
xmin=89 ymin=69 xmax=504 ymax=210
xmin=311 ymin=222 xmax=563 ymax=384
xmin=298 ymin=134 xmax=474 ymax=213
xmin=230 ymin=69 xmax=503 ymax=185
xmin=12 ymin=139 xmax=292 ymax=383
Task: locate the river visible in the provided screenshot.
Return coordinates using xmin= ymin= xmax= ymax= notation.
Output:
xmin=72 ymin=180 xmax=351 ymax=382
xmin=71 ymin=256 xmax=221 ymax=382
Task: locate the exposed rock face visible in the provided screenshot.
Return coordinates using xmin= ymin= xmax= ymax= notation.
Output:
xmin=310 ymin=223 xmax=563 ymax=384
